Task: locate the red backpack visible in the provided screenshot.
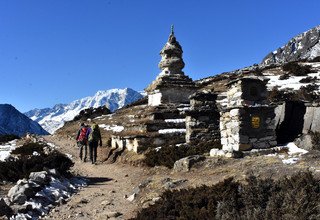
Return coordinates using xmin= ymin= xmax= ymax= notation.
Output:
xmin=77 ymin=126 xmax=88 ymax=143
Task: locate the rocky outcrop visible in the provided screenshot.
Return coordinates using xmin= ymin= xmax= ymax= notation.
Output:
xmin=262 ymin=25 xmax=320 ymax=65
xmin=173 ymin=155 xmax=205 ymax=172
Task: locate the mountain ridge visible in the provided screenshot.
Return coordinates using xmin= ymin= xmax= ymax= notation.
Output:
xmin=25 ymin=88 xmax=143 ymax=134
xmin=262 ymin=25 xmax=320 ymax=65
xmin=0 ymin=104 xmax=49 ymax=136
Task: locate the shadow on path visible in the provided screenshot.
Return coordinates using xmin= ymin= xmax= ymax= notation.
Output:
xmin=85 ymin=177 xmax=113 ymax=185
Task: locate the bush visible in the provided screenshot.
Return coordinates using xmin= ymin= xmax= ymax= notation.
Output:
xmin=297 ymin=84 xmax=320 ymax=101
xmin=0 ymin=149 xmax=74 ymax=182
xmin=268 ymin=87 xmax=295 ymax=103
xmin=73 ymin=106 xmax=111 ymax=121
xmin=279 ymin=74 xmax=290 ymax=80
xmin=132 ymin=172 xmax=320 ymax=220
xmin=0 ymin=135 xmax=20 ymax=144
xmin=282 ymin=62 xmax=312 ymax=76
xmin=311 ymin=132 xmax=320 ymax=151
xmin=144 ymin=141 xmax=221 ymax=168
xmin=11 ymin=142 xmax=46 ymax=156
xmin=299 ymin=76 xmax=318 ymax=83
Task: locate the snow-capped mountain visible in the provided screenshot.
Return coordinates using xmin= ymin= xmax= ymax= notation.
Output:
xmin=25 ymin=88 xmax=143 ymax=134
xmin=0 ymin=104 xmax=49 ymax=136
xmin=262 ymin=25 xmax=320 ymax=65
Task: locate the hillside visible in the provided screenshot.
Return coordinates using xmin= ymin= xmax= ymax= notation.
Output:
xmin=0 ymin=104 xmax=48 ymax=136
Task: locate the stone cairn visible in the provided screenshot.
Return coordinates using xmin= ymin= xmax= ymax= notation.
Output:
xmin=216 ymin=77 xmax=277 ymax=155
xmin=186 ymin=92 xmax=220 ymax=145
xmin=109 ymin=27 xmax=197 ymax=153
xmin=145 ymin=26 xmax=196 ymax=106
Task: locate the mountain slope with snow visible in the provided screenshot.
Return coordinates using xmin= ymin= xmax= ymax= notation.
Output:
xmin=262 ymin=25 xmax=320 ymax=65
xmin=25 ymin=88 xmax=143 ymax=134
xmin=0 ymin=104 xmax=49 ymax=136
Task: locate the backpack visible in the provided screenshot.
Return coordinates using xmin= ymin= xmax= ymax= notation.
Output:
xmin=89 ymin=125 xmax=100 ymax=142
xmin=78 ymin=126 xmax=88 ymax=143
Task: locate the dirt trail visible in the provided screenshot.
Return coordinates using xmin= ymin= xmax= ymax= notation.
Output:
xmin=43 ymin=135 xmax=148 ymax=220
xmin=41 ymin=135 xmax=319 ymax=220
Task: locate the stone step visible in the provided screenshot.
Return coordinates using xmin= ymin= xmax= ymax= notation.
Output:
xmin=146 ymin=120 xmax=186 ymax=132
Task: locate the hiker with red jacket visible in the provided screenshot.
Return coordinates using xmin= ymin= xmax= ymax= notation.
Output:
xmin=76 ymin=123 xmax=91 ymax=162
xmin=88 ymin=123 xmax=102 ymax=164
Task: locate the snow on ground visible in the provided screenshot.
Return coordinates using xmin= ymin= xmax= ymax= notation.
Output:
xmin=265 ymin=142 xmax=308 ymax=165
xmin=0 ymin=140 xmax=17 ymax=161
xmin=99 ymin=124 xmax=124 ymax=132
xmin=159 ymin=129 xmax=186 ymax=134
xmin=265 ymin=68 xmax=320 ymax=91
xmin=11 ymin=175 xmax=87 ymax=220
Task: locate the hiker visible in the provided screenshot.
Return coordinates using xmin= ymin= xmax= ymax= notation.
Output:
xmin=88 ymin=123 xmax=102 ymax=164
xmin=76 ymin=123 xmax=90 ymax=162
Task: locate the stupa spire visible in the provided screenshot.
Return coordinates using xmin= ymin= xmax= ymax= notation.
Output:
xmin=158 ymin=26 xmax=185 ymax=74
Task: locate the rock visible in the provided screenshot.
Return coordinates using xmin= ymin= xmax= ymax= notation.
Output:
xmin=262 ymin=25 xmax=320 ymax=65
xmin=127 ymin=193 xmax=136 ymax=202
xmin=8 ymin=179 xmax=36 ymax=204
xmin=101 ymin=200 xmax=113 ymax=206
xmin=0 ymin=198 xmax=13 ymax=218
xmin=105 ymin=211 xmax=122 ymax=218
xmin=29 ymin=171 xmax=49 ymax=185
xmin=79 ymin=198 xmax=89 ymax=204
xmin=173 ymin=155 xmax=205 ymax=172
xmin=294 ymin=134 xmax=313 ymax=151
xmin=162 ymin=179 xmax=187 ymax=190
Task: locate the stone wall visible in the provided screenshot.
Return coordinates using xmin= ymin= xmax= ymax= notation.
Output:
xmin=220 ymin=106 xmax=277 ymax=151
xmin=186 ymin=92 xmax=220 ymax=145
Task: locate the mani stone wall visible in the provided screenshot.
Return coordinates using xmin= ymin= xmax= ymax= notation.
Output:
xmin=186 ymin=92 xmax=220 ymax=145
xmin=220 ymin=107 xmax=277 ymax=151
xmin=219 ymin=77 xmax=277 ymax=152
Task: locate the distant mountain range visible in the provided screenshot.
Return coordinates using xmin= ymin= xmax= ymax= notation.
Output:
xmin=0 ymin=104 xmax=49 ymax=136
xmin=262 ymin=25 xmax=320 ymax=65
xmin=25 ymin=88 xmax=143 ymax=134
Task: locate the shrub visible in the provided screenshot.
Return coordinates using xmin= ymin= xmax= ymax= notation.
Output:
xmin=132 ymin=172 xmax=320 ymax=220
xmin=11 ymin=142 xmax=46 ymax=156
xmin=0 ymin=149 xmax=74 ymax=182
xmin=73 ymin=106 xmax=111 ymax=121
xmin=282 ymin=62 xmax=312 ymax=76
xmin=268 ymin=87 xmax=295 ymax=103
xmin=279 ymin=73 xmax=290 ymax=80
xmin=144 ymin=141 xmax=221 ymax=168
xmin=297 ymin=84 xmax=320 ymax=101
xmin=311 ymin=132 xmax=320 ymax=151
xmin=299 ymin=76 xmax=318 ymax=83
xmin=0 ymin=135 xmax=20 ymax=144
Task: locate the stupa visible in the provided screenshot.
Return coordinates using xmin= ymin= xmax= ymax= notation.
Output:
xmin=146 ymin=26 xmax=197 ymax=106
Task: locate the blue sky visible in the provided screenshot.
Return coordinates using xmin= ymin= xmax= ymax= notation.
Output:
xmin=1 ymin=0 xmax=320 ymax=112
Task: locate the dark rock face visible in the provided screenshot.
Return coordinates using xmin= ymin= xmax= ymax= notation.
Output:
xmin=0 ymin=104 xmax=49 ymax=136
xmin=262 ymin=25 xmax=320 ymax=65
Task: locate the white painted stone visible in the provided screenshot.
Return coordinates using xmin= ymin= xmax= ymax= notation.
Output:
xmin=148 ymin=93 xmax=162 ymax=106
xmin=209 ymin=148 xmax=219 ymax=157
xmin=221 ymin=138 xmax=228 ymax=145
xmin=230 ymin=109 xmax=240 ymax=117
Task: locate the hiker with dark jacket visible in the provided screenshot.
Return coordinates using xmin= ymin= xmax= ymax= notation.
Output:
xmin=88 ymin=123 xmax=102 ymax=164
xmin=76 ymin=123 xmax=91 ymax=162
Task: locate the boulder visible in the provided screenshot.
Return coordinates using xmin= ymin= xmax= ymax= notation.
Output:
xmin=0 ymin=198 xmax=13 ymax=218
xmin=294 ymin=134 xmax=313 ymax=151
xmin=8 ymin=179 xmax=29 ymax=204
xmin=29 ymin=171 xmax=50 ymax=185
xmin=173 ymin=155 xmax=205 ymax=172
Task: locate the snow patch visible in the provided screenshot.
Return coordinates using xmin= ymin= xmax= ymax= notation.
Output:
xmin=0 ymin=140 xmax=17 ymax=161
xmin=99 ymin=124 xmax=124 ymax=133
